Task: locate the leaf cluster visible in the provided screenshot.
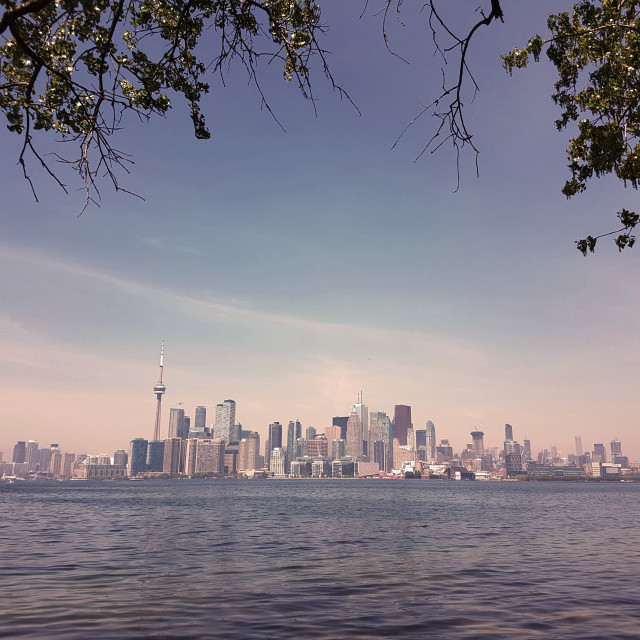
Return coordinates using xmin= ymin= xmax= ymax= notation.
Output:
xmin=502 ymin=0 xmax=640 ymax=253
xmin=0 ymin=0 xmax=333 ymax=206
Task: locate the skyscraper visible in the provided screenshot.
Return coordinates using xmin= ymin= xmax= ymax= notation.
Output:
xmin=146 ymin=440 xmax=165 ymax=471
xmin=266 ymin=422 xmax=283 ymax=470
xmin=345 ymin=411 xmax=363 ymax=458
xmin=505 ymin=424 xmax=513 ymax=441
xmin=12 ymin=441 xmax=26 ymax=464
xmin=593 ymin=443 xmax=607 ymax=463
xmin=129 ymin=438 xmax=148 ymax=476
xmin=610 ymin=439 xmax=622 ymax=462
xmin=575 ymin=435 xmax=583 ymax=457
xmin=425 ymin=421 xmax=436 ymax=463
xmin=163 ymin=438 xmax=184 ymax=474
xmin=394 ymin=405 xmax=412 ymax=446
xmin=152 ymin=341 xmax=166 ymax=441
xmin=470 ymin=430 xmax=484 ymax=458
xmin=195 ymin=438 xmax=226 ymax=474
xmin=351 ymin=394 xmax=369 ymax=452
xmin=332 ymin=416 xmax=349 ymax=440
xmin=213 ymin=399 xmax=236 ymax=442
xmin=194 ymin=406 xmax=207 ymax=429
xmin=168 ymin=407 xmax=186 ymax=439
xmin=26 ymin=440 xmax=39 ymax=472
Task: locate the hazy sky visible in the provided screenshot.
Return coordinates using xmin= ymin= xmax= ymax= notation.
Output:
xmin=2 ymin=1 xmax=639 ymax=461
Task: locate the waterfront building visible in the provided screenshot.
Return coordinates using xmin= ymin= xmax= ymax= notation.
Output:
xmin=26 ymin=440 xmax=39 ymax=472
xmin=195 ymin=438 xmax=225 ymax=474
xmin=146 ymin=440 xmax=165 ymax=471
xmin=312 ymin=458 xmax=332 ymax=478
xmin=50 ymin=450 xmax=63 ymax=478
xmin=38 ymin=446 xmax=54 ymax=475
xmin=185 ymin=438 xmax=198 ymax=475
xmin=129 ymin=438 xmax=148 ymax=475
xmin=505 ymin=452 xmax=524 ymax=476
xmin=331 ymin=459 xmax=355 ymax=478
xmin=356 ymin=461 xmax=381 ymax=477
xmin=224 ymin=449 xmax=237 ymax=474
xmin=113 ymin=449 xmax=128 ymax=468
xmin=163 ymin=437 xmax=184 ymax=474
xmin=12 ymin=441 xmax=26 ymax=464
xmin=74 ymin=461 xmax=127 ymax=480
xmin=290 ymin=458 xmax=313 ymax=477
xmin=62 ymin=453 xmax=76 ymax=478
xmin=270 ymin=447 xmax=286 ymax=476
xmin=393 ymin=405 xmax=412 ymax=446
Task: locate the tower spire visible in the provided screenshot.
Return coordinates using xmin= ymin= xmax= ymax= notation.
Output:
xmin=152 ymin=341 xmax=166 ymax=441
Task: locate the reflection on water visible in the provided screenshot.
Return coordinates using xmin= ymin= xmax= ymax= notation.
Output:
xmin=1 ymin=480 xmax=639 ymax=639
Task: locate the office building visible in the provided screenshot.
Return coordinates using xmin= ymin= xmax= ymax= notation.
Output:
xmin=26 ymin=440 xmax=39 ymax=472
xmin=195 ymin=438 xmax=226 ymax=474
xmin=113 ymin=449 xmax=128 ymax=468
xmin=505 ymin=424 xmax=513 ymax=441
xmin=12 ymin=441 xmax=26 ymax=464
xmin=345 ymin=411 xmax=363 ymax=458
xmin=163 ymin=437 xmax=183 ymax=474
xmin=332 ymin=416 xmax=349 ymax=440
xmin=610 ymin=439 xmax=622 ymax=460
xmin=425 ymin=421 xmax=436 ymax=463
xmin=213 ymin=399 xmax=236 ymax=442
xmin=470 ymin=430 xmax=484 ymax=458
xmin=270 ymin=447 xmax=286 ymax=476
xmin=146 ymin=440 xmax=165 ymax=471
xmin=129 ymin=439 xmax=148 ymax=475
xmin=194 ymin=406 xmax=207 ymax=429
xmin=575 ymin=435 xmax=583 ymax=457
xmin=168 ymin=407 xmax=186 ymax=439
xmin=593 ymin=443 xmax=607 ymax=463
xmin=394 ymin=405 xmax=412 ymax=446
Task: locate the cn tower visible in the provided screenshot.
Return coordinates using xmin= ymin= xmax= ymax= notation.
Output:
xmin=152 ymin=341 xmax=166 ymax=441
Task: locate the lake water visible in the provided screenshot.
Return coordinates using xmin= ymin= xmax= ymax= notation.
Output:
xmin=1 ymin=479 xmax=639 ymax=639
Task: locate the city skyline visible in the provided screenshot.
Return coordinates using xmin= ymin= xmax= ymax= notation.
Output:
xmin=2 ymin=3 xmax=640 ymax=460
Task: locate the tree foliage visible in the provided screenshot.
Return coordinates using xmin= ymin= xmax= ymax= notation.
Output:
xmin=0 ymin=0 xmax=339 ymax=206
xmin=1 ymin=0 xmax=640 ymax=252
xmin=502 ymin=0 xmax=640 ymax=253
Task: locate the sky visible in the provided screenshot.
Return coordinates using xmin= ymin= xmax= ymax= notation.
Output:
xmin=2 ymin=1 xmax=639 ymax=461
